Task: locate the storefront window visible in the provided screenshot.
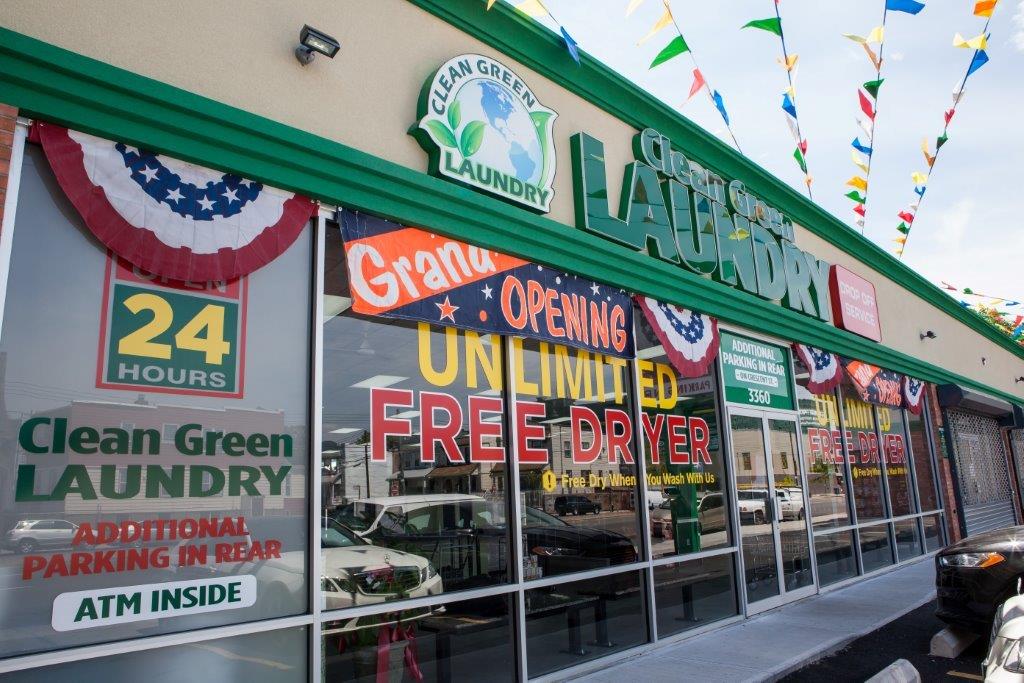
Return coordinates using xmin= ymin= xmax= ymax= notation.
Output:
xmin=922 ymin=514 xmax=944 ymax=551
xmin=795 ymin=369 xmax=850 ymax=530
xmin=893 ymin=518 xmax=922 ymax=561
xmin=814 ymin=531 xmax=858 ymax=586
xmin=515 ymin=339 xmax=642 ymax=579
xmin=652 ymin=555 xmax=737 ymax=637
xmin=841 ymin=383 xmax=887 ymax=522
xmin=635 ymin=316 xmax=727 ymax=558
xmin=322 ymin=594 xmax=515 ymax=682
xmin=879 ymin=407 xmax=913 ymax=517
xmin=322 ymin=225 xmax=511 ymax=602
xmin=859 ymin=524 xmax=893 ymax=573
xmin=524 ymin=570 xmax=647 ymax=677
xmin=0 ymin=146 xmax=311 ymax=659
xmin=907 ymin=410 xmax=940 ymax=512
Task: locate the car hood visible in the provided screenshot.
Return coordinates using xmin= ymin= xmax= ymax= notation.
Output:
xmin=525 ymin=524 xmax=633 ymax=549
xmin=941 ymin=526 xmax=1024 ymax=555
xmin=323 ymin=545 xmax=428 ymax=573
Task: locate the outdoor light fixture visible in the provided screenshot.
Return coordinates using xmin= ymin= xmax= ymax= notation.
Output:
xmin=920 ymin=330 xmax=937 ymax=340
xmin=294 ymin=24 xmax=340 ymax=65
xmin=1015 ymin=377 xmax=1024 ymax=383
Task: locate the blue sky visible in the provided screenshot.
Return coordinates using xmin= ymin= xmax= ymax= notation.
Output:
xmin=511 ymin=0 xmax=1024 ymax=310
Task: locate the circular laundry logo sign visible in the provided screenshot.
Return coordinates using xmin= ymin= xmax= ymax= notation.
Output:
xmin=413 ymin=54 xmax=557 ymax=213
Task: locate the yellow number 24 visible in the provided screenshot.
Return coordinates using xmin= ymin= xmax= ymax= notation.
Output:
xmin=118 ymin=293 xmax=231 ymax=366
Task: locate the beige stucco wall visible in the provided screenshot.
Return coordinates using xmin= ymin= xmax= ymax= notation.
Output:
xmin=2 ymin=0 xmax=1022 ymax=398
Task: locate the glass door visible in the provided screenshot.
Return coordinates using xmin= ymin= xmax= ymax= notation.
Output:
xmin=729 ymin=409 xmax=815 ymax=613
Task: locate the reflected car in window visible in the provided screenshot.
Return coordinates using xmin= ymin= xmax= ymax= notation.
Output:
xmin=737 ymin=490 xmax=769 ymax=525
xmin=3 ymin=519 xmax=79 ymax=553
xmin=523 ymin=506 xmax=637 ymax=576
xmin=698 ymin=493 xmax=727 ymax=534
xmin=553 ymin=495 xmax=602 ymax=516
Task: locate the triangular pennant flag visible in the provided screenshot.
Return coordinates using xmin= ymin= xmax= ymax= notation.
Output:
xmin=777 ymin=54 xmax=799 ymax=71
xmin=863 ymin=78 xmax=884 ymax=98
xmin=862 ymin=43 xmax=882 ymax=70
xmin=974 ymin=0 xmax=998 ymax=17
xmin=797 ymin=139 xmax=808 ymax=154
xmin=936 ymin=133 xmax=949 ymax=149
xmin=963 ymin=287 xmax=974 ymax=294
xmin=897 ymin=222 xmax=910 ymax=234
xmin=944 ymin=109 xmax=955 ymax=126
xmin=712 ymin=90 xmax=730 ymax=125
xmin=893 ymin=236 xmax=907 ymax=245
xmin=911 ymin=171 xmax=928 ymax=185
xmin=846 ymin=176 xmax=868 ymax=191
xmin=742 ymin=17 xmax=783 ymax=36
xmin=914 ymin=186 xmax=926 ymax=197
xmin=866 ymin=26 xmax=885 ymax=44
xmin=843 ymin=32 xmax=868 ymax=44
xmin=626 ymin=0 xmax=645 ymax=16
xmin=638 ymin=6 xmax=673 ymax=45
xmin=515 ymin=0 xmax=548 ymax=18
xmin=953 ymin=33 xmax=988 ymax=50
xmin=854 ymin=204 xmax=866 ymax=216
xmin=852 ymin=137 xmax=873 ymax=155
xmin=886 ymin=0 xmax=926 ymax=15
xmin=967 ymin=49 xmax=990 ymax=77
xmin=793 ymin=148 xmax=807 ymax=173
xmin=851 ymin=150 xmax=869 ymax=173
xmin=910 ymin=200 xmax=920 ymax=210
xmin=650 ymin=35 xmax=689 ymax=68
xmin=952 ymin=87 xmax=966 ymax=104
xmin=685 ymin=68 xmax=705 ymax=103
xmin=781 ymin=92 xmax=797 ymax=118
xmin=941 ymin=281 xmax=957 ymax=290
xmin=805 ymin=174 xmax=813 ymax=187
xmin=856 ymin=118 xmax=873 ymax=139
xmin=786 ymin=116 xmax=801 ymax=142
xmin=487 ymin=0 xmax=497 ymax=8
xmin=846 ymin=190 xmax=866 ymax=203
xmin=856 ymin=218 xmax=865 ymax=227
xmin=560 ymin=27 xmax=581 ymax=64
xmin=898 ymin=210 xmax=916 ymax=223
xmin=858 ymin=90 xmax=876 ymax=120
xmin=920 ymin=138 xmax=935 ymax=166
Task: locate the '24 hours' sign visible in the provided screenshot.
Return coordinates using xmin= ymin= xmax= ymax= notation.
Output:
xmin=96 ymin=254 xmax=247 ymax=398
xmin=720 ymin=331 xmax=793 ymax=410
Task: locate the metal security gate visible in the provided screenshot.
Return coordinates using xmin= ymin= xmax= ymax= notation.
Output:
xmin=948 ymin=410 xmax=1016 ymax=535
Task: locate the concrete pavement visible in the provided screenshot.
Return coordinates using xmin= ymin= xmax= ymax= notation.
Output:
xmin=569 ymin=556 xmax=937 ymax=683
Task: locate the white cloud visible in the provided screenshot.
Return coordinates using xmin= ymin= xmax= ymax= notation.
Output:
xmin=1014 ymin=1 xmax=1024 ymax=51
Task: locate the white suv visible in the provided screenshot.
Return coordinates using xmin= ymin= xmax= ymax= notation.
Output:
xmin=4 ymin=519 xmax=78 ymax=553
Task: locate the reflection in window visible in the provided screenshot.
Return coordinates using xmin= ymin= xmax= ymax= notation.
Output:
xmin=907 ymin=411 xmax=940 ymax=512
xmin=923 ymin=514 xmax=944 ymax=552
xmin=879 ymin=407 xmax=913 ymax=516
xmin=795 ymin=362 xmax=850 ymax=531
xmin=653 ymin=555 xmax=737 ymax=637
xmin=841 ymin=383 xmax=887 ymax=522
xmin=515 ymin=339 xmax=641 ymax=580
xmin=635 ymin=315 xmax=728 ymax=559
xmin=859 ymin=524 xmax=893 ymax=573
xmin=323 ymin=594 xmax=514 ymax=682
xmin=893 ymin=518 xmax=922 ymax=561
xmin=814 ymin=531 xmax=858 ymax=586
xmin=525 ymin=571 xmax=647 ymax=677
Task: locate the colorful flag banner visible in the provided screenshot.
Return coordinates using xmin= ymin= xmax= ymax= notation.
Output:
xmin=742 ymin=17 xmax=782 ymax=36
xmin=886 ymin=0 xmax=926 ymax=15
xmin=974 ymin=0 xmax=998 ymax=17
xmin=852 ymin=137 xmax=873 ymax=155
xmin=515 ymin=0 xmax=548 ymax=18
xmin=638 ymin=5 xmax=674 ymax=45
xmin=341 ymin=209 xmax=634 ymax=358
xmin=650 ymin=35 xmax=689 ymax=68
xmin=863 ymin=78 xmax=885 ymax=98
xmin=712 ymin=90 xmax=730 ymax=125
xmin=636 ymin=296 xmax=719 ymax=378
xmin=846 ymin=176 xmax=868 ymax=191
xmin=953 ymin=32 xmax=988 ymax=49
xmin=560 ymin=27 xmax=580 ymax=64
xmin=858 ymin=90 xmax=876 ymax=120
xmin=967 ymin=49 xmax=990 ymax=76
xmin=686 ymin=68 xmax=705 ymax=102
xmin=902 ymin=376 xmax=926 ymax=414
xmin=842 ymin=359 xmax=904 ymax=407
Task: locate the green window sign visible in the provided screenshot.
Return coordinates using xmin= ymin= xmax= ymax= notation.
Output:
xmin=719 ymin=331 xmax=793 ymax=410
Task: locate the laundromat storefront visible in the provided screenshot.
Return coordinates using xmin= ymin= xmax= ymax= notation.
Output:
xmin=1 ymin=1 xmax=1024 ymax=681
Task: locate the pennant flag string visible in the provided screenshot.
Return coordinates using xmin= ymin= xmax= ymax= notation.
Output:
xmin=487 ymin=0 xmax=583 ymax=65
xmin=939 ymin=281 xmax=1021 ymax=308
xmin=741 ymin=0 xmax=812 ymax=196
xmin=894 ymin=5 xmax=995 ymax=259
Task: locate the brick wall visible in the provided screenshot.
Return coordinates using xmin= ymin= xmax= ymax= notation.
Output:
xmin=0 ymin=103 xmax=17 ymax=232
xmin=927 ymin=384 xmax=962 ymax=543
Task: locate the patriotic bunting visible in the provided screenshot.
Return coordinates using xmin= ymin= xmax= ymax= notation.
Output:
xmin=902 ymin=376 xmax=926 ymax=414
xmin=635 ymin=296 xmax=720 ymax=378
xmin=892 ymin=2 xmax=997 ymax=258
xmin=792 ymin=344 xmax=843 ymax=394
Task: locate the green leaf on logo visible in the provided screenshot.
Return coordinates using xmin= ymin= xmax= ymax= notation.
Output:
xmin=424 ymin=120 xmax=458 ymax=149
xmin=529 ymin=111 xmax=554 ymax=185
xmin=460 ymin=120 xmax=486 ymax=157
xmin=448 ymin=101 xmax=461 ymax=131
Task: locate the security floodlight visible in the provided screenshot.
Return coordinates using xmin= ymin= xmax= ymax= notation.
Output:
xmin=295 ymin=25 xmax=340 ymax=65
xmin=919 ymin=330 xmax=937 ymax=340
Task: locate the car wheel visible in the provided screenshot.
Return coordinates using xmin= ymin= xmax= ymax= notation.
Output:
xmin=557 ymin=509 xmax=565 ymax=516
xmin=798 ymin=509 xmax=805 ymax=520
xmin=753 ymin=510 xmax=765 ymax=525
xmin=17 ymin=539 xmax=37 ymax=554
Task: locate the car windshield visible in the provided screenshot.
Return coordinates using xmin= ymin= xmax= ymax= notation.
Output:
xmin=523 ymin=506 xmax=568 ymax=527
xmin=13 ymin=521 xmax=31 ymax=529
xmin=334 ymin=502 xmax=383 ymax=532
xmin=739 ymin=491 xmax=768 ymax=501
xmin=320 ymin=518 xmax=366 ymax=548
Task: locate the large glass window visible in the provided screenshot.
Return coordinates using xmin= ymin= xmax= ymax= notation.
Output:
xmin=879 ymin=407 xmax=914 ymax=516
xmin=814 ymin=531 xmax=858 ymax=586
xmin=0 ymin=145 xmax=311 ymax=659
xmin=859 ymin=524 xmax=893 ymax=573
xmin=795 ymin=372 xmax=850 ymax=531
xmin=635 ymin=315 xmax=728 ymax=558
xmin=841 ymin=383 xmax=887 ymax=522
xmin=515 ymin=339 xmax=642 ymax=579
xmin=907 ymin=410 xmax=940 ymax=512
xmin=894 ymin=518 xmax=922 ymax=561
xmin=652 ymin=555 xmax=737 ymax=637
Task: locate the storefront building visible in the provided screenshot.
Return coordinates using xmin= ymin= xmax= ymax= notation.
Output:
xmin=0 ymin=2 xmax=1022 ymax=681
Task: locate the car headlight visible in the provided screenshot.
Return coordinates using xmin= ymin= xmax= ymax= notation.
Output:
xmin=421 ymin=562 xmax=437 ymax=582
xmin=938 ymin=552 xmax=1005 ymax=568
xmin=1003 ymin=638 xmax=1024 ymax=673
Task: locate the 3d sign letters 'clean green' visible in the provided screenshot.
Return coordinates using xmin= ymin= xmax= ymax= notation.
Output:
xmin=571 ymin=128 xmax=832 ymax=322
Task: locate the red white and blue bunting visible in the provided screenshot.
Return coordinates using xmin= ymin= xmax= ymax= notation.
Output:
xmin=791 ymin=343 xmax=843 ymax=394
xmin=902 ymin=375 xmax=926 ymax=414
xmin=33 ymin=122 xmax=317 ymax=283
xmin=634 ymin=296 xmax=719 ymax=378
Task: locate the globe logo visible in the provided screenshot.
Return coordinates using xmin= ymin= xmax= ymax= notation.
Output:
xmin=415 ymin=54 xmax=558 ymax=213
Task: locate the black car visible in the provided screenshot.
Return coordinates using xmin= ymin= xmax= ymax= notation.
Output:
xmin=523 ymin=506 xmax=637 ymax=575
xmin=936 ymin=526 xmax=1024 ymax=633
xmin=554 ymin=495 xmax=601 ymax=516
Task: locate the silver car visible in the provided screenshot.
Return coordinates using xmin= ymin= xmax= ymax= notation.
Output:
xmin=4 ymin=519 xmax=79 ymax=553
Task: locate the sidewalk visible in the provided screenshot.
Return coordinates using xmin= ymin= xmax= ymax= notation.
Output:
xmin=570 ymin=557 xmax=937 ymax=683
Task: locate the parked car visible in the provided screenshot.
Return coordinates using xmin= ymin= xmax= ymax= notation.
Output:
xmin=936 ymin=526 xmax=1024 ymax=633
xmin=737 ymin=490 xmax=769 ymax=525
xmin=698 ymin=492 xmax=727 ymax=533
xmin=646 ymin=490 xmax=666 ymax=510
xmin=776 ymin=488 xmax=806 ymax=521
xmin=3 ymin=519 xmax=79 ymax=553
xmin=522 ymin=506 xmax=637 ymax=575
xmin=554 ymin=495 xmax=601 ymax=516
xmin=984 ymin=593 xmax=1024 ymax=681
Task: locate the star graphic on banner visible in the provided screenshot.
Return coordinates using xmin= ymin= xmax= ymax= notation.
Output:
xmin=590 ymin=283 xmax=600 ymax=295
xmin=222 ymin=187 xmax=239 ymax=203
xmin=138 ymin=166 xmax=159 ymax=183
xmin=238 ymin=178 xmax=252 ymax=188
xmin=165 ymin=187 xmax=184 ymax=203
xmin=436 ymin=296 xmax=459 ymax=322
xmin=481 ymin=284 xmax=493 ymax=299
xmin=197 ymin=195 xmax=216 ymax=212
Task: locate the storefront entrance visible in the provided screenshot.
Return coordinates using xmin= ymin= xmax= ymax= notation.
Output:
xmin=729 ymin=409 xmax=816 ymax=614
